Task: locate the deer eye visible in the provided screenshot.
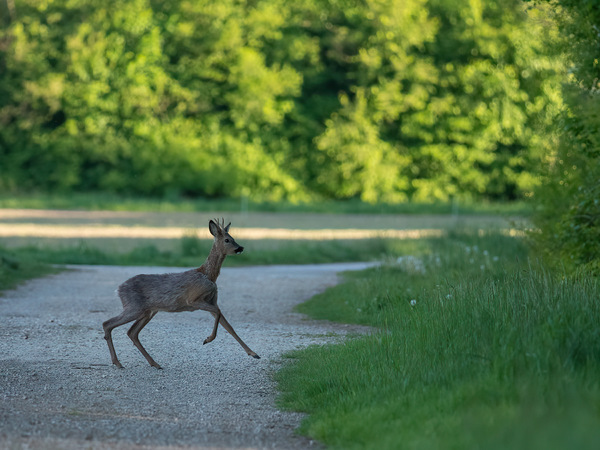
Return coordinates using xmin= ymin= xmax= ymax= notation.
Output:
xmin=225 ymin=239 xmax=230 ymax=243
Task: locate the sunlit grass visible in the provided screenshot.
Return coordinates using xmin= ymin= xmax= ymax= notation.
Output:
xmin=275 ymin=233 xmax=600 ymax=449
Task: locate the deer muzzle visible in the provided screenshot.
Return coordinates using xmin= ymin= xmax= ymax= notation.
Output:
xmin=235 ymin=246 xmax=244 ymax=254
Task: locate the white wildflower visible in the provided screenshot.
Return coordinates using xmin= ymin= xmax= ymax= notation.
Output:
xmin=396 ymin=255 xmax=426 ymax=275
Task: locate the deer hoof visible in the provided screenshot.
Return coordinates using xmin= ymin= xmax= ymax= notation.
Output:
xmin=251 ymin=353 xmax=260 ymax=359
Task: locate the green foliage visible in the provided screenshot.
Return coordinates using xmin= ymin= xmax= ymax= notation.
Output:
xmin=276 ymin=234 xmax=600 ymax=449
xmin=528 ymin=0 xmax=600 ymax=269
xmin=0 ymin=0 xmax=563 ymax=202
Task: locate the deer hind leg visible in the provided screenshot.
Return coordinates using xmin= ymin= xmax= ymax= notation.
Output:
xmin=103 ymin=309 xmax=144 ymax=368
xmin=217 ymin=313 xmax=260 ymax=359
xmin=127 ymin=311 xmax=161 ymax=369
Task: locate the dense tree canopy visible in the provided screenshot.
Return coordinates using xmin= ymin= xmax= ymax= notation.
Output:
xmin=0 ymin=0 xmax=563 ymax=202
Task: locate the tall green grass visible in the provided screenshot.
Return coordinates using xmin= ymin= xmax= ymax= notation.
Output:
xmin=276 ymin=233 xmax=600 ymax=449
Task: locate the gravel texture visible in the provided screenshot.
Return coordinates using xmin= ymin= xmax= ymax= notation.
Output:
xmin=0 ymin=262 xmax=373 ymax=449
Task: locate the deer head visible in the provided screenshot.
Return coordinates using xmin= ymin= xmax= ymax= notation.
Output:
xmin=209 ymin=219 xmax=244 ymax=255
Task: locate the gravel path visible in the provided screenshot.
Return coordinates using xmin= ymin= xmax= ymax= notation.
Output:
xmin=0 ymin=263 xmax=373 ymax=449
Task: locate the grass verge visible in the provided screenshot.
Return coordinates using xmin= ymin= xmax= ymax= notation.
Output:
xmin=3 ymin=236 xmax=418 ymax=268
xmin=0 ymin=248 xmax=60 ymax=293
xmin=0 ymin=229 xmax=436 ymax=294
xmin=275 ymin=232 xmax=600 ymax=449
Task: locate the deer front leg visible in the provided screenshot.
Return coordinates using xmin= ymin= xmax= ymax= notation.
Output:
xmin=218 ymin=313 xmax=260 ymax=359
xmin=203 ymin=310 xmax=221 ymax=345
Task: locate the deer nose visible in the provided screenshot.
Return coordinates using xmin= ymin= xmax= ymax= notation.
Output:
xmin=235 ymin=246 xmax=244 ymax=254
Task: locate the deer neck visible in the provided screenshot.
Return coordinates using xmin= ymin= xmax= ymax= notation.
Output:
xmin=197 ymin=244 xmax=226 ymax=282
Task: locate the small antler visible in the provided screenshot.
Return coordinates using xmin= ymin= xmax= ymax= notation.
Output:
xmin=210 ymin=218 xmax=231 ymax=233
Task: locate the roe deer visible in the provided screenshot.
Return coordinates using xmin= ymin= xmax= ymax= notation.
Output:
xmin=102 ymin=219 xmax=259 ymax=369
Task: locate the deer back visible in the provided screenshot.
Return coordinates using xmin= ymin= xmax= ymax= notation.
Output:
xmin=118 ymin=269 xmax=217 ymax=313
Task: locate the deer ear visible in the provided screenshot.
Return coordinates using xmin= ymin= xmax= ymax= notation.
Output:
xmin=209 ymin=220 xmax=219 ymax=237
xmin=224 ymin=222 xmax=231 ymax=232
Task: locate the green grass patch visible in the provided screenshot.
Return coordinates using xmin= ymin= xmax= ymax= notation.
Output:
xmin=6 ymin=236 xmax=401 ymax=267
xmin=0 ymin=191 xmax=531 ymax=216
xmin=275 ymin=233 xmax=600 ymax=449
xmin=1 ymin=235 xmax=403 ymax=293
xmin=0 ymin=247 xmax=60 ymax=293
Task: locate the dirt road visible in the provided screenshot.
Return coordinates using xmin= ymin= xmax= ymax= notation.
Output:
xmin=0 ymin=262 xmax=372 ymax=449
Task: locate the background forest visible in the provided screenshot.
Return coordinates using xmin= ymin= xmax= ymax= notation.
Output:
xmin=1 ymin=0 xmax=563 ymax=203
xmin=1 ymin=0 xmax=599 ymax=269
